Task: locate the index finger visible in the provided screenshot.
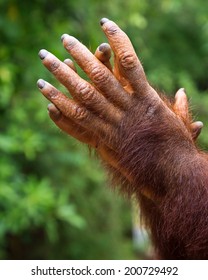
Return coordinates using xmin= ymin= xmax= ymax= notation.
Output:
xmin=100 ymin=18 xmax=151 ymax=96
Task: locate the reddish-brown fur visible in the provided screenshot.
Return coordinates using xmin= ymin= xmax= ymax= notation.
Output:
xmin=105 ymin=95 xmax=208 ymax=260
xmin=38 ymin=19 xmax=208 ymax=260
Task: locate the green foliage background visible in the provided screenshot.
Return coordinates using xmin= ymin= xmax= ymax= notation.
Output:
xmin=0 ymin=0 xmax=208 ymax=259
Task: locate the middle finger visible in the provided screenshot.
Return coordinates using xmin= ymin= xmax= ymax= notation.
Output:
xmin=61 ymin=34 xmax=131 ymax=109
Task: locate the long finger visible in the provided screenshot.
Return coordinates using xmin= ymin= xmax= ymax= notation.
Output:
xmin=94 ymin=43 xmax=133 ymax=93
xmin=39 ymin=50 xmax=122 ymax=123
xmin=100 ymin=18 xmax=152 ymax=96
xmin=61 ymin=35 xmax=131 ymax=109
xmin=37 ymin=79 xmax=115 ymax=146
xmin=94 ymin=43 xmax=112 ymax=71
xmin=64 ymin=58 xmax=77 ymax=72
xmin=113 ymin=55 xmax=134 ymax=94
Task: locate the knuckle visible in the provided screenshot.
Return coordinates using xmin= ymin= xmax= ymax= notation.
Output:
xmin=72 ymin=105 xmax=88 ymax=120
xmin=107 ymin=25 xmax=119 ymax=36
xmin=77 ymin=83 xmax=95 ymax=102
xmin=120 ymin=51 xmax=137 ymax=69
xmin=49 ymin=60 xmax=60 ymax=72
xmin=91 ymin=66 xmax=107 ymax=84
xmin=48 ymin=88 xmax=58 ymax=99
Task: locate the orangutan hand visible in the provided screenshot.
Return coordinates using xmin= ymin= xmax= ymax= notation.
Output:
xmin=37 ymin=18 xmax=203 ymax=183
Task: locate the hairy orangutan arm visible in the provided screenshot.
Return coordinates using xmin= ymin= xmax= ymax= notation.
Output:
xmin=37 ymin=18 xmax=203 ymax=198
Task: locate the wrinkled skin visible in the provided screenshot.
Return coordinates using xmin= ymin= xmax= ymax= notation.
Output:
xmin=37 ymin=18 xmax=202 ymax=188
xmin=37 ymin=19 xmax=208 ymax=259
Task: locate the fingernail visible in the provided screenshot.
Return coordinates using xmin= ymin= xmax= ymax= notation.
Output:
xmin=64 ymin=58 xmax=72 ymax=64
xmin=100 ymin=18 xmax=109 ymax=26
xmin=61 ymin=34 xmax=67 ymax=42
xmin=98 ymin=43 xmax=110 ymax=52
xmin=47 ymin=104 xmax=62 ymax=120
xmin=64 ymin=58 xmax=76 ymax=71
xmin=38 ymin=49 xmax=48 ymax=60
xmin=37 ymin=79 xmax=45 ymax=89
